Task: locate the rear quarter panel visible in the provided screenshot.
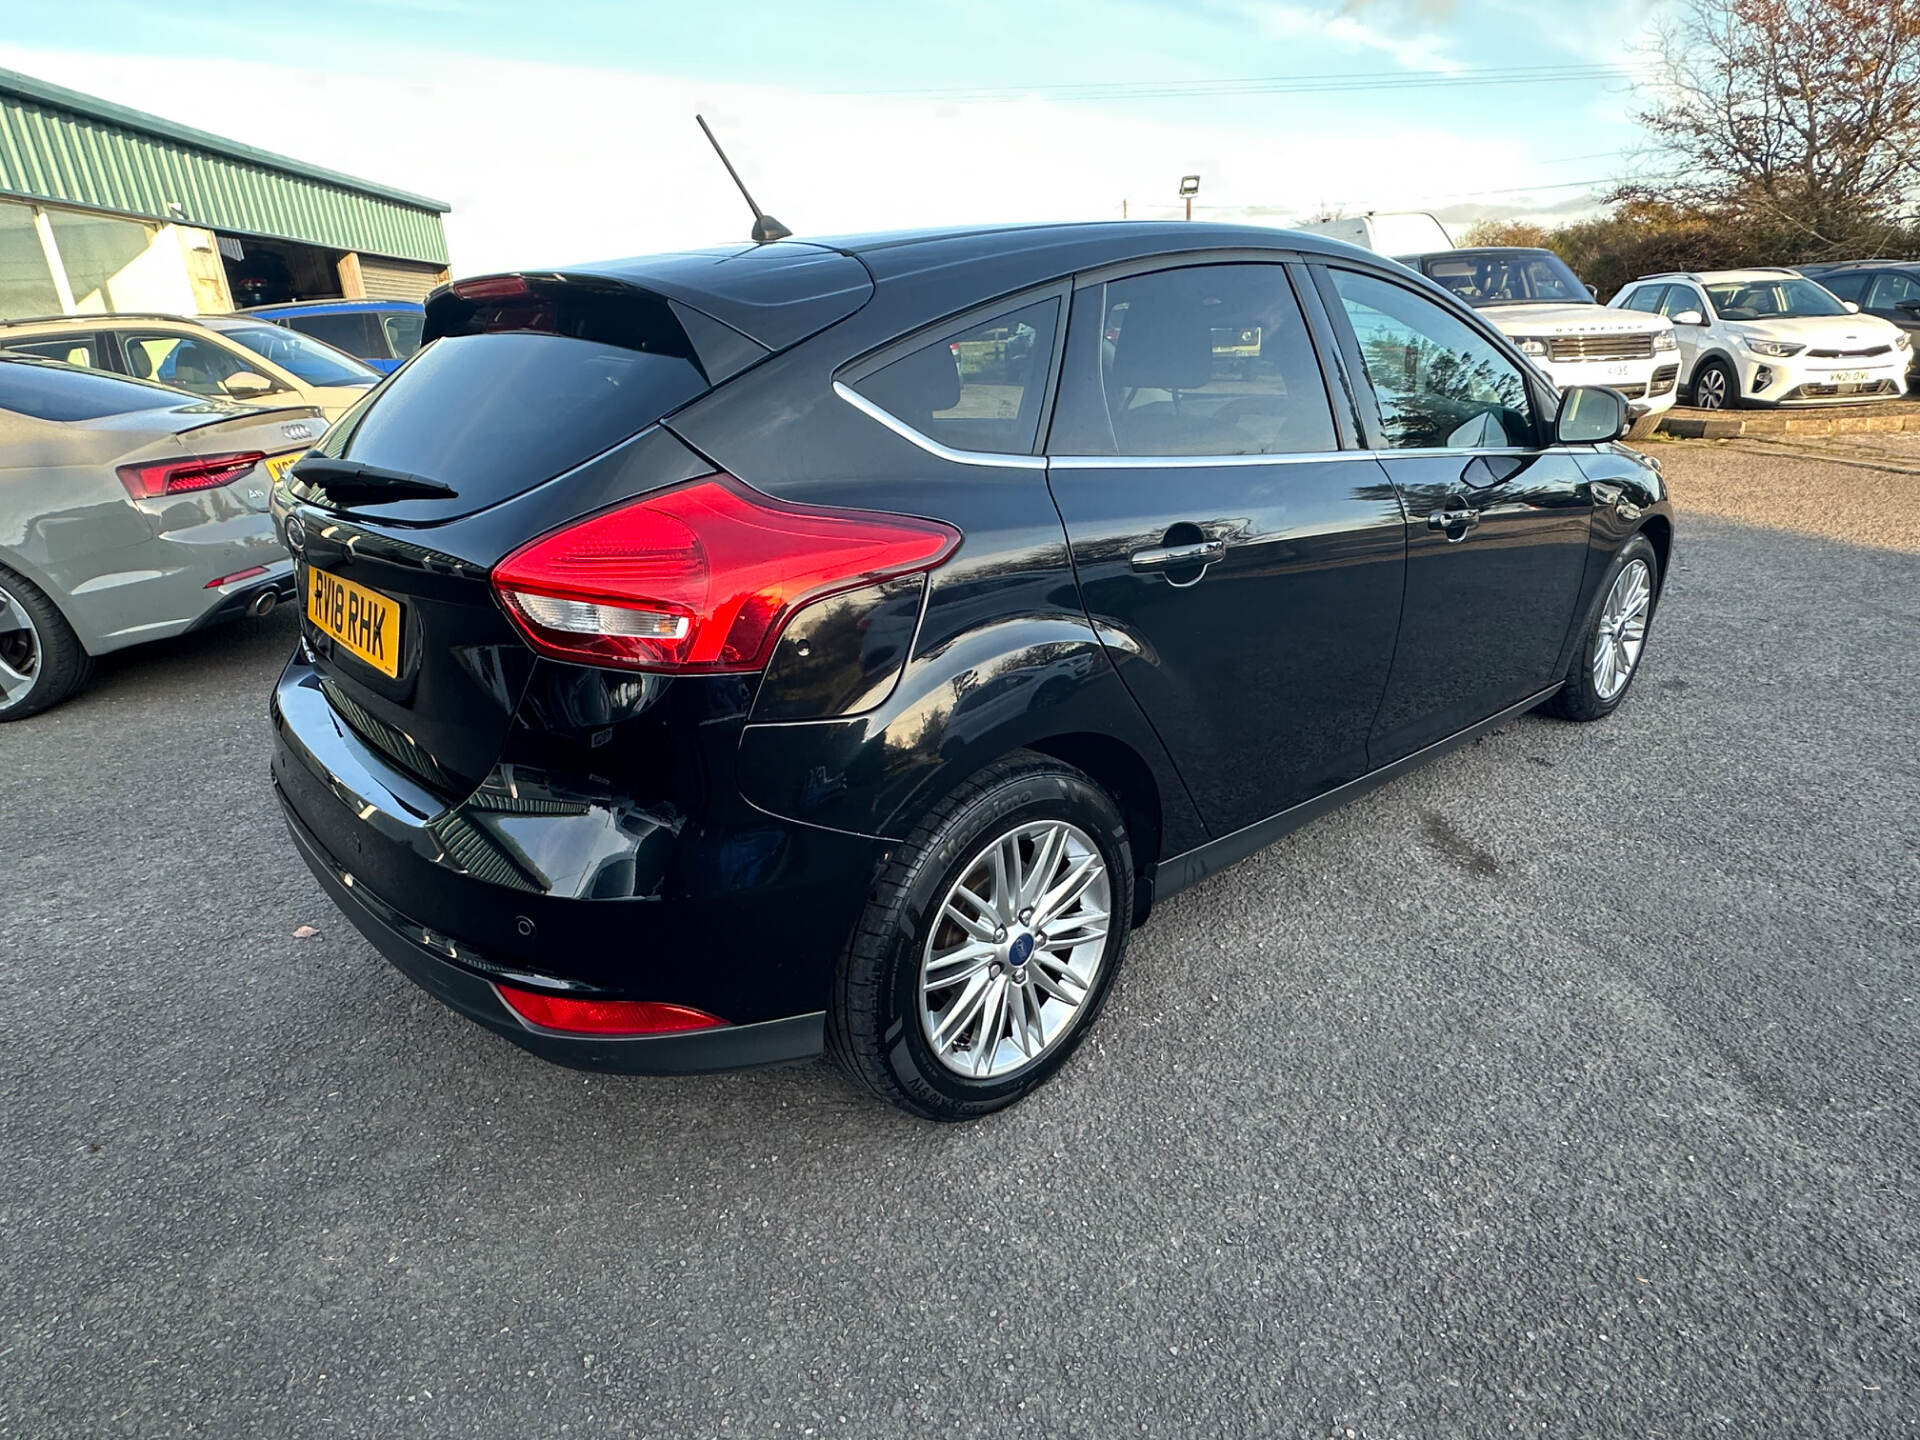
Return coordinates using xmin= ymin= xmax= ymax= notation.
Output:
xmin=666 ymin=316 xmax=1207 ymax=859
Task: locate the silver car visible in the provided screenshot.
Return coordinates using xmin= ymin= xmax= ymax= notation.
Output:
xmin=0 ymin=355 xmax=325 ymax=719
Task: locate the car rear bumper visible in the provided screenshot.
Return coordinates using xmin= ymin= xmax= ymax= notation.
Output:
xmin=279 ymin=782 xmax=827 ymax=1072
xmin=270 ymin=654 xmax=883 ymax=1063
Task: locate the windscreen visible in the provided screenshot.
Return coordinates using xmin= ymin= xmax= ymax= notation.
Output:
xmin=0 ymin=357 xmax=185 ymax=422
xmin=1423 ymin=252 xmax=1588 ymax=307
xmin=220 ymin=323 xmax=381 ymax=386
xmin=1704 ymin=278 xmax=1849 ymax=319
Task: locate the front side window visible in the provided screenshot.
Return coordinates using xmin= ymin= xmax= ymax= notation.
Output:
xmin=1049 ymin=263 xmax=1336 ymax=456
xmin=218 ymin=323 xmax=380 ymax=387
xmin=850 ymin=298 xmax=1059 ymax=454
xmin=1865 ymin=271 xmax=1920 ymax=310
xmin=1620 ymin=285 xmax=1666 ymax=314
xmin=1703 ymin=277 xmax=1847 ymax=320
xmin=1330 ymin=269 xmax=1534 ymax=450
xmin=118 ymin=332 xmax=261 ymax=396
xmin=1658 ymin=287 xmax=1706 ymax=320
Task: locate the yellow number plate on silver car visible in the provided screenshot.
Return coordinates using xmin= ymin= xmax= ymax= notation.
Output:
xmin=264 ymin=450 xmax=305 ymax=485
xmin=306 ymin=567 xmax=401 ymax=678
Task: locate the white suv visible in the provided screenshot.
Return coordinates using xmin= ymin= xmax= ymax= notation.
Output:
xmin=1610 ymin=269 xmax=1910 ymax=409
xmin=1396 ymin=248 xmax=1681 ymax=426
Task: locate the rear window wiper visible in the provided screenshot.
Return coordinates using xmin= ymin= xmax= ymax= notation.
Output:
xmin=290 ymin=457 xmax=458 ymax=504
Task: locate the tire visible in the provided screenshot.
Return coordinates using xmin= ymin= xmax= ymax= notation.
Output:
xmin=827 ymin=751 xmax=1134 ymax=1121
xmin=1540 ymin=534 xmax=1659 ymax=722
xmin=0 ymin=565 xmax=91 ymax=722
xmin=1689 ymin=357 xmax=1737 ymax=410
xmin=1625 ymin=411 xmax=1661 ymax=441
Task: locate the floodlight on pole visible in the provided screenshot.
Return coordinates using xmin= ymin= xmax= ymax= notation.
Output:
xmin=1178 ymin=174 xmax=1201 ymax=220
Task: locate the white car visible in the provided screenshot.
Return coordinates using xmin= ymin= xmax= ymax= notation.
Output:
xmin=1397 ymin=248 xmax=1681 ymax=425
xmin=1610 ymin=269 xmax=1910 ymax=409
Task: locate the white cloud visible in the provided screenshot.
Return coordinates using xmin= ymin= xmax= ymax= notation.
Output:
xmin=1 ymin=44 xmax=1555 ymax=273
xmin=1240 ymin=2 xmax=1464 ymax=73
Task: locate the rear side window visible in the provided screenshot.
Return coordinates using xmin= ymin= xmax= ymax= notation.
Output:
xmin=1820 ymin=271 xmax=1872 ymax=304
xmin=383 ymin=311 xmax=424 ymax=357
xmin=849 ymin=299 xmax=1059 ymax=454
xmin=305 ymin=331 xmax=709 ymax=510
xmin=6 ymin=336 xmax=101 ymax=368
xmin=1049 ymin=264 xmax=1336 ymax=456
xmin=288 ymin=312 xmax=384 ymax=358
xmin=0 ymin=358 xmax=183 ymax=421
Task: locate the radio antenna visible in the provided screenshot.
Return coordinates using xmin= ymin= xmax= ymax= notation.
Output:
xmin=695 ymin=115 xmax=792 ymax=244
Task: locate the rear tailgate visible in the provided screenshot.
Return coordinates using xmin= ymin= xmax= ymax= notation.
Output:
xmin=275 ymin=276 xmax=739 ymax=797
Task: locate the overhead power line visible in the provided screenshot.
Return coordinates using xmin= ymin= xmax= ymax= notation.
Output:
xmin=833 ymin=63 xmax=1642 ymax=102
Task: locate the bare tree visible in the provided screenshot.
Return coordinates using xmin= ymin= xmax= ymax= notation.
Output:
xmin=1620 ymin=0 xmax=1920 ymax=256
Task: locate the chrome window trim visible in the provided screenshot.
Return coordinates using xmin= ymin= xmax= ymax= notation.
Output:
xmin=832 ymin=380 xmax=1048 ymax=470
xmin=1049 ymin=445 xmax=1566 ymax=469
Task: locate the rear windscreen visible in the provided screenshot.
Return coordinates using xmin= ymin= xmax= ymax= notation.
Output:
xmin=0 ymin=358 xmax=183 ymax=421
xmin=304 ymin=330 xmax=709 ymax=514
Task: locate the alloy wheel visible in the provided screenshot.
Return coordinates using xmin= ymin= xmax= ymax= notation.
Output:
xmin=1694 ymin=366 xmax=1728 ymax=409
xmin=918 ymin=820 xmax=1113 ymax=1081
xmin=1592 ymin=558 xmax=1651 ymax=701
xmin=0 ymin=584 xmax=40 ymax=712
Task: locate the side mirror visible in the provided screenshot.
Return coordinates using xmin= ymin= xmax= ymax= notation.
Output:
xmin=1556 ymin=386 xmax=1629 ymax=445
xmin=222 ymin=370 xmax=274 ymax=398
xmin=1671 ymin=309 xmax=1705 ymax=327
xmin=1897 ymin=300 xmax=1920 ymax=318
xmin=1586 ymin=284 xmax=1599 ymax=299
xmin=1844 ymin=300 xmax=1861 ymax=314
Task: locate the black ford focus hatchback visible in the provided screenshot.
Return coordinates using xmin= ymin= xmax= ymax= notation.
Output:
xmin=271 ymin=222 xmax=1673 ymax=1120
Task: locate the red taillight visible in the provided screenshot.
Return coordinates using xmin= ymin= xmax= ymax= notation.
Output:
xmin=118 ymin=451 xmax=265 ymax=500
xmin=492 ymin=473 xmax=961 ymax=674
xmin=495 ymin=983 xmax=726 ymax=1035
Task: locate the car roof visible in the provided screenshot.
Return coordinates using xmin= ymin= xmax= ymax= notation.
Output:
xmin=1397 ymin=247 xmax=1562 ymax=264
xmin=1635 ymin=268 xmax=1802 ymax=285
xmin=487 ymin=222 xmax=1379 ymax=349
xmin=1798 ymin=259 xmax=1915 ymax=272
xmin=0 ymin=311 xmax=208 ymax=331
xmin=242 ymin=300 xmax=423 ymax=316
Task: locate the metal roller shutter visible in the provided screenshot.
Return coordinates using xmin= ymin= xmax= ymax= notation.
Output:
xmin=359 ymin=257 xmax=446 ymax=302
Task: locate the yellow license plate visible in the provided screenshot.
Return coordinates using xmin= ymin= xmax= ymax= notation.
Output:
xmin=265 ymin=450 xmax=304 ymax=484
xmin=306 ymin=566 xmax=401 ymax=678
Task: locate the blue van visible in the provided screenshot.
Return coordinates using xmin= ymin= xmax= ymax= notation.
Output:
xmin=240 ymin=299 xmax=425 ymax=374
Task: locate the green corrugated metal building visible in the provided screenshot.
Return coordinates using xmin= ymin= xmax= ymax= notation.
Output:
xmin=0 ymin=65 xmax=452 ymax=316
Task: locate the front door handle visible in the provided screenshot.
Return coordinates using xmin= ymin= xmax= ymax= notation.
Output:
xmin=1130 ymin=538 xmax=1226 ymax=572
xmin=1427 ymin=504 xmax=1481 ymax=539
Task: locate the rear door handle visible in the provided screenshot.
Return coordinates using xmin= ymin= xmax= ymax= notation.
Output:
xmin=1130 ymin=539 xmax=1226 ymax=571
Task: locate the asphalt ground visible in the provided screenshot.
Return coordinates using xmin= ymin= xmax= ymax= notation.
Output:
xmin=3 ymin=446 xmax=1916 ymax=1438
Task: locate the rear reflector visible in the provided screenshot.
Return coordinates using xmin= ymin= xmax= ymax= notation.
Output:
xmin=492 ymin=473 xmax=960 ymax=673
xmin=205 ymin=565 xmax=269 ymax=589
xmin=495 ymin=983 xmax=726 ymax=1035
xmin=119 ymin=451 xmax=265 ymax=500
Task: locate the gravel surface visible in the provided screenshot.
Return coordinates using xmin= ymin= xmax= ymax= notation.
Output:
xmin=1639 ymin=433 xmax=1920 ymax=551
xmin=3 ymin=467 xmax=1917 ymax=1438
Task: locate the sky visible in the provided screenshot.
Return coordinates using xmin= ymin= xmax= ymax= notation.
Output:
xmin=0 ymin=0 xmax=1673 ymax=274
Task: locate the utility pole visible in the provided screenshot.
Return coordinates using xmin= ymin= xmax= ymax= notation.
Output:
xmin=1179 ymin=174 xmax=1201 ymax=221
